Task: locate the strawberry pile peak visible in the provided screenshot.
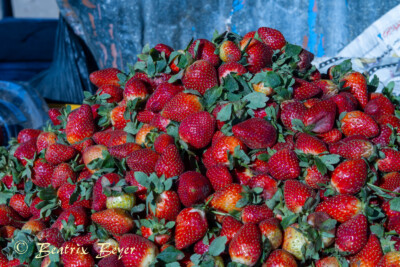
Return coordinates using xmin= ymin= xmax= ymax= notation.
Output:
xmin=1 ymin=26 xmax=400 ymax=267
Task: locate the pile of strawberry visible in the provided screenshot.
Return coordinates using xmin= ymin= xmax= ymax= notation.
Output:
xmin=0 ymin=26 xmax=400 ymax=267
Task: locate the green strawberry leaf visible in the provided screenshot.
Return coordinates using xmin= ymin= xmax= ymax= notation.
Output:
xmin=208 ymin=236 xmax=227 ymax=256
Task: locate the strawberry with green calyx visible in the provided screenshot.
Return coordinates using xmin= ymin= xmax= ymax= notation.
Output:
xmin=283 ymin=180 xmax=316 ymax=214
xmin=232 ymin=117 xmax=277 ymax=149
xmin=279 ymin=100 xmax=306 ymax=131
xmin=377 ymin=148 xmax=400 ymax=172
xmin=282 ymin=223 xmax=311 ymax=261
xmin=229 ymin=222 xmax=262 ymax=266
xmin=91 ymin=173 xmax=120 ymax=211
xmin=13 ymin=139 xmax=37 ymax=166
xmin=92 ymin=208 xmax=134 ymax=236
xmin=240 ymin=37 xmax=273 ymax=74
xmin=58 ymin=213 xmax=86 ymax=240
xmin=155 ymin=144 xmax=184 ymax=179
xmin=348 ymin=233 xmax=383 ymax=267
xmin=177 ymin=171 xmax=212 ymax=207
xmin=137 ymin=215 xmax=174 ymax=246
xmin=174 ymin=207 xmax=208 ymax=250
xmin=263 ymin=249 xmax=297 ymax=267
xmin=331 ymin=159 xmax=368 ymax=195
xmin=259 ymin=217 xmax=283 ymax=250
xmin=90 ymin=67 xmax=122 ymax=87
xmin=103 ymin=178 xmax=137 ymax=211
xmin=212 ymin=136 xmax=248 ymax=167
xmin=189 ymin=236 xmax=227 ymax=266
xmin=340 ymin=110 xmax=379 ymax=138
xmin=218 ymin=62 xmax=248 ymax=83
xmin=2 ymin=229 xmax=39 ymax=265
xmin=315 ymin=194 xmax=362 ymax=223
xmin=260 ymin=148 xmax=300 ymax=180
xmin=134 ymin=172 xmax=181 ymax=222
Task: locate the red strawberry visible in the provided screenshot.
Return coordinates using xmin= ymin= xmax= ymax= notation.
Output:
xmin=335 ymin=214 xmax=368 ymax=254
xmin=92 ymin=173 xmax=121 ymax=211
xmin=305 ymin=165 xmax=330 ymax=189
xmin=98 ymin=255 xmax=123 ymax=267
xmin=220 ymin=216 xmax=243 ymax=243
xmin=127 ymin=148 xmax=159 ymax=174
xmin=336 ymin=139 xmax=374 ymax=160
xmin=14 ymin=139 xmax=37 ymax=165
xmin=284 ymin=180 xmax=315 ymax=213
xmin=9 ymin=194 xmax=31 ymax=218
xmin=280 ymin=100 xmax=306 ymax=130
xmin=340 ymin=111 xmax=379 ymax=138
xmin=372 ymin=124 xmax=392 ymax=146
xmin=232 ymin=167 xmax=254 ymax=185
xmin=182 ymin=60 xmax=218 ymax=95
xmin=331 ymin=91 xmax=358 ymax=114
xmin=57 ymin=183 xmax=91 ymax=210
xmin=303 ymin=99 xmax=336 ymax=133
xmin=241 ymin=204 xmax=274 ymax=223
xmin=92 ymin=129 xmax=114 ymax=146
xmin=177 ymin=171 xmax=211 ymax=207
xmin=124 ymin=78 xmax=149 ymax=101
xmin=110 ymin=104 xmax=130 ymax=130
xmin=387 ymin=215 xmax=400 ymax=234
xmin=189 ymin=39 xmax=220 ymax=67
xmin=37 ymin=228 xmax=65 ymax=247
xmin=232 ymin=118 xmax=277 ymax=149
xmin=175 ymin=207 xmax=208 ymax=249
xmin=135 ymin=124 xmax=156 ymax=147
xmin=51 ymin=163 xmax=76 ymax=189
xmin=364 ymin=94 xmax=394 ymax=120
xmin=149 ymin=190 xmax=181 ymax=222
xmin=82 ymin=144 xmax=108 ymax=173
xmin=146 ymin=82 xmax=184 ymax=113
xmin=131 ymin=72 xmax=156 ymax=92
xmin=247 ymin=174 xmax=278 ymax=200
xmin=293 ymin=78 xmax=321 ymax=100
xmin=377 ymin=251 xmax=400 ymax=267
xmin=66 ymin=104 xmax=95 ymax=144
xmin=272 ymin=134 xmax=295 ymax=151
xmin=206 ymin=165 xmax=233 ymax=191
xmin=137 ymin=110 xmax=155 ymax=124
xmin=149 ymin=113 xmax=171 ymax=132
xmin=266 ymin=148 xmax=300 ymax=180
xmin=259 ymin=218 xmax=283 ymax=250
xmin=179 ymin=111 xmax=216 ymax=149
xmin=257 ymin=27 xmax=286 ymax=50
xmin=315 ymin=194 xmax=362 ymax=223
xmin=382 ymin=200 xmax=400 ymax=219
xmin=295 ymin=133 xmax=328 ymax=155
xmin=96 ymin=85 xmax=123 ymax=103
xmin=107 ymin=130 xmax=128 ymax=147
xmin=380 ymin=172 xmax=400 ymax=197
xmin=51 ymin=206 xmax=89 ymax=230
xmin=313 ymin=79 xmax=338 ymax=98
xmin=297 ymin=48 xmax=314 ymax=72
xmin=218 ymin=62 xmax=247 ymax=82
xmin=263 ymin=249 xmax=297 ymax=267
xmin=119 ymin=234 xmax=158 ymax=267
xmin=90 ymin=68 xmax=121 ymax=87
xmin=0 ymin=204 xmax=23 ymax=228
xmin=155 ymin=144 xmax=184 ymax=178
xmin=91 ymin=208 xmax=134 ymax=235
xmin=212 ymin=136 xmax=247 ymax=165
xmin=36 ymin=131 xmax=57 ymax=152
xmin=154 ymin=43 xmax=173 ymax=58
xmin=317 ymin=128 xmax=342 ymax=144
xmin=229 ymin=223 xmax=262 ymax=266
xmin=331 ymin=159 xmax=367 ymax=194
xmin=48 ymin=108 xmax=62 ymax=125
xmin=219 ymin=40 xmax=241 ymax=62
xmin=209 ymin=183 xmax=244 ymax=213
xmin=60 ymin=241 xmax=95 ymax=267
xmin=32 ymin=158 xmax=55 ymax=187
xmin=341 ymin=71 xmax=368 ymax=108
xmin=161 ymin=92 xmax=203 ymax=122
xmin=377 ymin=148 xmax=400 ymax=172
xmin=109 ymin=143 xmax=141 ymax=160
xmin=240 ymin=38 xmax=272 ymax=73
xmin=315 ymin=256 xmax=341 ymax=267
xmin=154 ymin=134 xmax=175 ymax=154
xmin=378 ymin=114 xmax=400 ymax=129
xmin=45 ymin=143 xmax=76 ymax=165
xmin=17 ymin=128 xmax=41 ymax=143
xmin=349 ymin=234 xmax=383 ymax=267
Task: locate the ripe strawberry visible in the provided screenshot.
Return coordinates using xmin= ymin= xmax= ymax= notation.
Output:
xmin=71 ymin=233 xmax=97 ymax=246
xmin=51 ymin=206 xmax=89 ymax=230
xmin=0 ymin=253 xmax=21 ymax=267
xmin=317 ymin=128 xmax=342 ymax=144
xmin=315 ymin=194 xmax=362 ymax=223
xmin=154 ymin=133 xmax=175 ymax=154
xmin=0 ymin=226 xmax=17 ymax=238
xmin=313 ymin=79 xmax=338 ymax=98
xmin=282 ymin=223 xmax=309 ymax=260
xmin=177 ymin=171 xmax=212 ymax=207
xmin=247 ymin=174 xmax=278 ymax=200
xmin=37 ymin=228 xmax=65 ymax=247
xmin=57 ymin=183 xmax=91 ymax=210
xmin=91 ymin=208 xmax=134 ymax=235
xmin=315 ymin=256 xmax=341 ymax=267
xmin=22 ymin=218 xmax=46 ymax=234
xmin=232 ymin=118 xmax=277 ymax=149
xmin=110 ymin=104 xmax=130 ymax=130
xmin=331 ymin=159 xmax=367 ymax=195
xmin=229 ymin=223 xmax=262 ymax=266
xmin=92 ymin=129 xmax=113 ymax=146
xmin=107 ymin=130 xmax=128 ymax=147
xmin=259 ymin=218 xmax=283 ymax=250
xmin=140 ymin=216 xmax=172 ymax=246
xmin=146 ymin=82 xmax=184 ymax=113
xmin=266 ymin=148 xmax=300 ymax=180
xmin=206 ymin=165 xmax=233 ymax=191
xmin=60 ymin=241 xmax=95 ymax=267
xmin=9 ymin=194 xmax=31 ymax=218
xmin=240 ymin=38 xmax=273 ymax=73
xmin=209 ymin=183 xmax=244 ymax=213
xmin=92 ymin=173 xmax=121 ymax=211
xmin=335 ymin=214 xmax=368 ymax=254
xmin=155 ymin=144 xmax=184 ymax=178
xmin=36 ymin=131 xmax=57 ymax=152
xmin=284 ymin=180 xmax=315 ymax=213
xmin=257 ymin=27 xmax=286 ymax=50
xmin=382 ymin=200 xmax=400 ymax=219
xmin=280 ymin=100 xmax=306 ymax=130
xmin=179 ymin=111 xmax=216 ymax=149
xmin=14 ymin=139 xmax=37 ymax=165
xmin=127 ymin=148 xmax=159 ymax=174
xmin=154 ymin=43 xmax=173 ymax=58
xmin=364 ymin=94 xmax=394 ymax=120
xmin=82 ymin=144 xmax=108 ymax=173
xmin=98 ymin=255 xmax=123 ymax=267
xmin=124 ymin=78 xmax=149 ymax=101
xmin=220 ymin=216 xmax=243 ymax=243
xmin=137 ymin=110 xmax=155 ymax=124
xmin=149 ymin=190 xmax=181 ymax=222
xmin=336 ymin=139 xmax=374 ymax=160
xmin=341 ymin=71 xmax=368 ymax=108
xmin=272 ymin=134 xmax=295 ymax=151
xmin=48 ymin=108 xmax=62 ymax=125
xmin=161 ymin=92 xmax=203 ymax=122
xmin=32 ymin=158 xmax=55 ymax=187
xmin=119 ymin=234 xmax=158 ymax=267
xmin=182 ymin=60 xmax=218 ymax=95
xmin=372 ymin=124 xmax=392 ymax=146
xmin=96 ymin=85 xmax=123 ymax=103
xmin=377 ymin=251 xmax=400 ymax=267
xmin=303 ymin=98 xmax=321 ymax=108
xmin=386 ymin=214 xmax=400 ymax=234
xmin=380 ymin=172 xmax=400 ymax=197
xmin=131 ymin=72 xmax=156 ymax=92
xmin=218 ymin=62 xmax=247 ymax=83
xmin=189 ymin=39 xmax=220 ymax=67
xmin=295 ymin=133 xmax=328 ymax=155
xmin=149 ymin=113 xmax=171 ymax=132
xmin=212 ymin=136 xmax=247 ymax=165
xmin=378 ymin=114 xmax=400 ymax=129
xmin=331 ymin=91 xmax=358 ymax=114
xmin=66 ymin=104 xmax=95 ymax=144
xmin=241 ymin=204 xmax=274 ymax=223
xmin=45 ymin=143 xmax=76 ymax=165
xmin=175 ymin=207 xmax=208 ymax=249
xmin=297 ymin=48 xmax=314 ymax=72
xmin=232 ymin=166 xmax=254 ymax=185
xmin=219 ymin=40 xmax=241 ymax=62
xmin=263 ymin=249 xmax=297 ymax=267
xmin=349 ymin=234 xmax=383 ymax=267
xmin=303 ymin=99 xmax=336 ymax=133
xmin=90 ymin=68 xmax=121 ymax=87
xmin=377 ymin=148 xmax=400 ymax=172
xmin=51 ymin=163 xmax=76 ymax=189
xmin=0 ymin=204 xmax=23 ymax=228
xmin=293 ymin=78 xmax=321 ymax=100
xmin=305 ymin=165 xmax=330 ymax=189
xmin=17 ymin=128 xmax=41 ymax=143
xmin=109 ymin=143 xmax=141 ymax=160
xmin=340 ymin=111 xmax=379 ymax=138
